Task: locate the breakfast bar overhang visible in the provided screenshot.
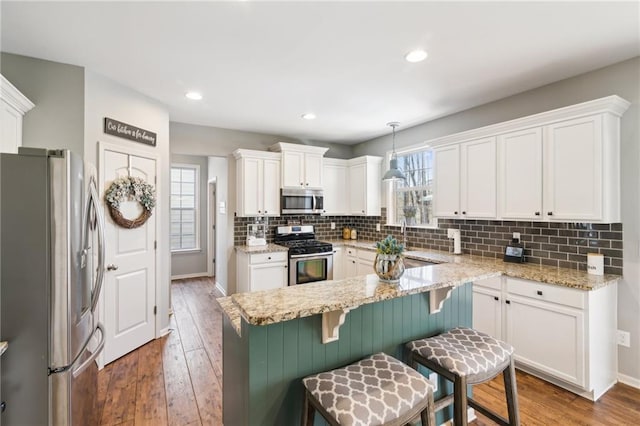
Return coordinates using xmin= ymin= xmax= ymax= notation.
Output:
xmin=220 ymin=263 xmax=500 ymax=425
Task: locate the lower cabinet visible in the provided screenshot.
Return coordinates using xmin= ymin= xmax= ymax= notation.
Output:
xmin=332 ymin=246 xmax=345 ymax=280
xmin=473 ymin=276 xmax=617 ymax=400
xmin=356 ymin=249 xmax=375 ymax=276
xmin=236 ymin=251 xmax=288 ymax=293
xmin=343 ymin=246 xmax=376 ymax=278
xmin=345 ymin=247 xmax=358 ymax=278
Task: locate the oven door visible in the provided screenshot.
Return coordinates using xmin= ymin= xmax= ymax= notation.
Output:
xmin=289 ymin=252 xmax=333 ymax=285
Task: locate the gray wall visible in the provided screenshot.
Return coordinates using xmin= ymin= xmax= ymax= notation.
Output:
xmin=170 ymin=154 xmax=209 ymax=277
xmin=1 ymin=52 xmax=84 ymax=155
xmin=170 ymin=121 xmax=354 ymax=159
xmin=355 ymin=57 xmax=640 ymax=382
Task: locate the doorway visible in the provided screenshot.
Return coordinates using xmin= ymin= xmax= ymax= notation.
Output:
xmin=208 ymin=180 xmax=217 ymax=278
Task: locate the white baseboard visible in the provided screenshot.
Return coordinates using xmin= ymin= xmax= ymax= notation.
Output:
xmin=618 ymin=373 xmax=640 ymax=389
xmin=215 ymin=281 xmax=227 ymax=296
xmin=171 ymin=272 xmax=209 ymax=280
xmin=158 ymin=326 xmax=171 ymax=337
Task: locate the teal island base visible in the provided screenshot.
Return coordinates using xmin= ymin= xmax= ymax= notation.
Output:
xmin=223 ymin=283 xmax=473 ymax=425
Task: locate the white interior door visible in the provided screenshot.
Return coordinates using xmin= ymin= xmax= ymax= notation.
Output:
xmin=100 ymin=145 xmax=157 ymax=364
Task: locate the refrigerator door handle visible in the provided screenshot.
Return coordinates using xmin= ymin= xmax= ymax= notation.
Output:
xmin=89 ymin=177 xmax=106 ymax=314
xmin=72 ymin=323 xmax=105 ymax=379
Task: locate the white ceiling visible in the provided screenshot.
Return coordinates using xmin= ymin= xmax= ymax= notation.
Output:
xmin=1 ymin=1 xmax=638 ymax=144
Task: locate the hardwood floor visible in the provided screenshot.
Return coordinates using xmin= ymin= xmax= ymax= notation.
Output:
xmin=98 ymin=277 xmax=640 ymax=425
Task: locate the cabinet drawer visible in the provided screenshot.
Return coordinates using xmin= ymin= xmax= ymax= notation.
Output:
xmin=345 ymin=247 xmax=357 ymax=257
xmin=357 ymin=249 xmax=377 ymax=262
xmin=249 ymin=251 xmax=287 ymax=265
xmin=474 ymin=276 xmax=502 ymax=291
xmin=506 ymin=277 xmax=585 ymax=309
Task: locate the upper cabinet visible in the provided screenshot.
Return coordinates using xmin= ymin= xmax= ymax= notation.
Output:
xmin=432 ymin=96 xmax=629 ymax=222
xmin=1 ymin=74 xmax=35 ymax=154
xmin=322 ymin=155 xmax=382 ymax=216
xmin=233 ymin=149 xmax=281 ymax=217
xmin=434 ymin=137 xmax=496 ymax=219
xmin=270 ymin=142 xmax=328 ymax=189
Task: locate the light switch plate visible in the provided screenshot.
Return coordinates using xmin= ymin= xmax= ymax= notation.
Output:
xmin=330 ymin=222 xmax=336 ymax=230
xmin=618 ymin=330 xmax=631 ymax=347
xmin=376 ymin=223 xmax=381 ymax=231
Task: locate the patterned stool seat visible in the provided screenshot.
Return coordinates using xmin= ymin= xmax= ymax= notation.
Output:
xmin=407 ymin=327 xmax=514 ymax=383
xmin=302 ymin=352 xmax=435 ymax=426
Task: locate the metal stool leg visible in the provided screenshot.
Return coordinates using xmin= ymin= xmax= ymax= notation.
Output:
xmin=503 ymin=358 xmax=520 ymax=425
xmin=301 ymin=390 xmax=315 ymax=426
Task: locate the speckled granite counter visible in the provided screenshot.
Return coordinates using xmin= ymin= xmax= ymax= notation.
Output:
xmin=234 ymin=243 xmax=288 ymax=254
xmin=327 ymin=239 xmax=620 ymax=291
xmin=231 ymin=262 xmax=499 ymax=326
xmin=217 ymin=297 xmax=241 ymax=335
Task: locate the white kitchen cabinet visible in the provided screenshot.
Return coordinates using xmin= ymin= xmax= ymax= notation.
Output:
xmin=348 ymin=156 xmax=382 ymax=216
xmin=498 ymin=128 xmax=543 ymax=219
xmin=323 ymin=159 xmax=350 ymax=215
xmin=543 ymin=116 xmax=603 ymax=221
xmin=1 ymin=74 xmax=35 ymax=154
xmin=434 ymin=138 xmax=496 ymax=219
xmin=270 ymin=142 xmax=328 ymax=189
xmin=233 ymin=150 xmax=281 ymax=217
xmin=356 ymin=249 xmax=376 ymax=276
xmin=473 ymin=275 xmax=617 ymax=400
xmin=332 ymin=246 xmax=345 ymax=280
xmin=236 ymin=251 xmax=288 ymax=293
xmin=345 ymin=247 xmax=358 ymax=278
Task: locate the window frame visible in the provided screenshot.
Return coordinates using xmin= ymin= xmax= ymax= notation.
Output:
xmin=170 ymin=163 xmax=201 ymax=253
xmin=385 ymin=144 xmax=438 ymax=229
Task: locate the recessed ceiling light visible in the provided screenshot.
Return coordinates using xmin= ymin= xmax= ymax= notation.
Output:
xmin=185 ymin=91 xmax=203 ymax=100
xmin=405 ymin=49 xmax=428 ymax=63
xmin=301 ymin=113 xmax=316 ymax=120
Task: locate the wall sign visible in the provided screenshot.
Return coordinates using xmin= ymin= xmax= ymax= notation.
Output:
xmin=104 ymin=117 xmax=157 ymax=146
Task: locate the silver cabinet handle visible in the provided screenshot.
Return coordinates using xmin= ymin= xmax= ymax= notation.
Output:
xmin=107 ymin=264 xmax=118 ymax=271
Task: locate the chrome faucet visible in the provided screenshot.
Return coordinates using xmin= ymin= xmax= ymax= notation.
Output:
xmin=400 ymin=218 xmax=408 ymax=248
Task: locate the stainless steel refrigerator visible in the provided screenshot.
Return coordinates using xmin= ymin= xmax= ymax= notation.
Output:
xmin=0 ymin=148 xmax=105 ymax=425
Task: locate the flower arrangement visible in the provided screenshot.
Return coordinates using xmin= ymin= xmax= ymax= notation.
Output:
xmin=375 ymin=235 xmax=405 ymax=256
xmin=105 ymin=176 xmax=156 ymax=229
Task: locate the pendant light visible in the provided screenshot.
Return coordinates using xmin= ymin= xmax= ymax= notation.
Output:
xmin=382 ymin=122 xmax=406 ymax=181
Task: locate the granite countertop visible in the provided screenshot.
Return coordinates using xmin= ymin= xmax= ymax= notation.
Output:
xmin=234 ymin=243 xmax=289 ymax=254
xmin=231 ymin=263 xmax=500 ymax=326
xmin=217 ymin=296 xmax=242 ymax=335
xmin=327 ymin=239 xmax=620 ymax=291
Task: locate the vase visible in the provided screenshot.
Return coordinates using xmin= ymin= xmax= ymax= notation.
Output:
xmin=374 ymin=254 xmax=405 ymax=283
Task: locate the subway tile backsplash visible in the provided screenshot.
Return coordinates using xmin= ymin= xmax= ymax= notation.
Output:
xmin=234 ymin=209 xmax=623 ymax=275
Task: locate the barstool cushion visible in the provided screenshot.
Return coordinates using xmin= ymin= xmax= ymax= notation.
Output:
xmin=302 ymin=352 xmax=434 ymax=426
xmin=408 ymin=327 xmax=514 ymax=382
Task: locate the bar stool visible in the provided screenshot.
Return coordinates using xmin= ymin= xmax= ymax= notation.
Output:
xmin=407 ymin=327 xmax=519 ymax=426
xmin=301 ymin=352 xmax=435 ymax=426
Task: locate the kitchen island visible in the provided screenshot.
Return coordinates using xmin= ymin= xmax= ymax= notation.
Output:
xmin=221 ymin=262 xmax=501 ymax=425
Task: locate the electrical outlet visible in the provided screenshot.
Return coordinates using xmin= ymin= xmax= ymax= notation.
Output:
xmin=376 ymin=223 xmax=381 ymax=232
xmin=618 ymin=330 xmax=631 ymax=348
xmin=429 ymin=372 xmax=438 ymax=392
xmin=330 ymin=222 xmax=335 ymax=230
xmin=513 ymin=232 xmax=520 ymax=241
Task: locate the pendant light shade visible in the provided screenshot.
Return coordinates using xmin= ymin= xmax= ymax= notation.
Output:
xmin=382 ymin=122 xmax=406 ymax=181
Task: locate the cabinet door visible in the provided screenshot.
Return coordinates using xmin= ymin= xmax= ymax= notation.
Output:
xmin=345 ymin=256 xmax=358 ymax=278
xmin=304 ymin=153 xmax=323 ymax=188
xmin=472 ymin=286 xmax=502 ymax=339
xmin=0 ymin=102 xmax=22 ymax=154
xmin=282 ymin=151 xmax=304 ymax=188
xmin=349 ymin=163 xmax=366 ymax=215
xmin=323 ymin=163 xmax=349 ymax=215
xmin=499 ymin=128 xmax=543 ymax=219
xmin=332 ymin=247 xmax=345 ymax=280
xmin=433 ymin=145 xmax=460 ymax=217
xmin=505 ymin=294 xmax=585 ymax=387
xmin=461 ymin=137 xmax=496 ymax=218
xmin=544 ymin=116 xmax=603 ymax=221
xmin=249 ymin=262 xmax=287 ymax=291
xmin=357 ymin=259 xmax=373 ymax=276
xmin=240 ymin=157 xmax=262 ymax=216
xmin=263 ymin=158 xmax=281 ymax=216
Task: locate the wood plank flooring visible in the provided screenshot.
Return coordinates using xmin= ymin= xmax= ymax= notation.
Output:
xmin=98 ymin=277 xmax=640 ymax=425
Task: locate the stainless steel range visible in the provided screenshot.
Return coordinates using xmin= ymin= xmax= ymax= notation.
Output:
xmin=274 ymin=225 xmax=333 ymax=285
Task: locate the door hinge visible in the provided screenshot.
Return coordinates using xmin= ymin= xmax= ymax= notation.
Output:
xmin=154 ymin=240 xmax=157 ymax=250
xmin=154 ymin=306 xmax=157 ymax=315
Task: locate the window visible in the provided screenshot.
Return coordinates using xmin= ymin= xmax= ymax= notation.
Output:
xmin=387 ymin=148 xmax=435 ymax=227
xmin=171 ymin=164 xmax=199 ymax=251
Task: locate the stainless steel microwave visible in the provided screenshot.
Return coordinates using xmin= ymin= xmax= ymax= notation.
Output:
xmin=281 ymin=188 xmax=324 ymax=214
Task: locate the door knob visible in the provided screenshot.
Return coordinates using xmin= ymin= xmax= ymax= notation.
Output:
xmin=107 ymin=264 xmax=119 ymax=271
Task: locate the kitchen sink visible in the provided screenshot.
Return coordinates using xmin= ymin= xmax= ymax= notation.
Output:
xmin=404 ymin=257 xmax=438 ymax=268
